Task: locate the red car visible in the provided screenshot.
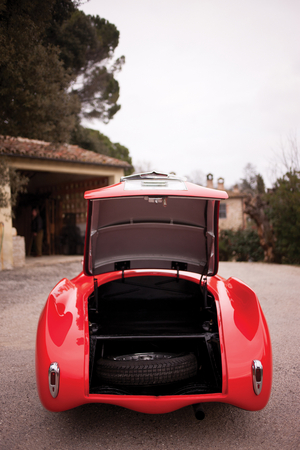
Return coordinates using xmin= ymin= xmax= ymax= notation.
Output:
xmin=36 ymin=172 xmax=272 ymax=419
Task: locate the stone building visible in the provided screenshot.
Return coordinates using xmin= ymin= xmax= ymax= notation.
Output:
xmin=206 ymin=174 xmax=247 ymax=231
xmin=0 ymin=135 xmax=131 ymax=270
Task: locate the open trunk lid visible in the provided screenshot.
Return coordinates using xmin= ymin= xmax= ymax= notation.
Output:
xmin=84 ymin=173 xmax=228 ymax=276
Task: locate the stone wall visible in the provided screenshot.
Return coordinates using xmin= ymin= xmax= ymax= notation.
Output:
xmin=219 ymin=197 xmax=245 ymax=231
xmin=0 ymin=184 xmax=13 ymax=270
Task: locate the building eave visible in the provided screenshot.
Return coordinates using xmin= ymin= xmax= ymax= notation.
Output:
xmin=0 ymin=135 xmax=132 ymax=170
xmin=3 ymin=152 xmax=131 ymax=170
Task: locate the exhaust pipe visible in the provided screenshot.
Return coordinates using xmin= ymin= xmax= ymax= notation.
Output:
xmin=193 ymin=403 xmax=205 ymax=420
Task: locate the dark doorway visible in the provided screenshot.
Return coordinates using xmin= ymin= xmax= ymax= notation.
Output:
xmin=13 ymin=171 xmax=108 ymax=255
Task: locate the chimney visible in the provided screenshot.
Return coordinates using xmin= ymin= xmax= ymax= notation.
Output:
xmin=217 ymin=177 xmax=224 ymax=190
xmin=206 ymin=173 xmax=213 ymax=189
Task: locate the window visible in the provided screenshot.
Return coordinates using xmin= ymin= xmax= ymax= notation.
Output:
xmin=219 ymin=203 xmax=227 ymax=219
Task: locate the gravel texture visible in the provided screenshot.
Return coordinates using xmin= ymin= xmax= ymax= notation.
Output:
xmin=0 ymin=260 xmax=299 ymax=450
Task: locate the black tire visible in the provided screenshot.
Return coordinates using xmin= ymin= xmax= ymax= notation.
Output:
xmin=96 ymin=352 xmax=197 ymax=386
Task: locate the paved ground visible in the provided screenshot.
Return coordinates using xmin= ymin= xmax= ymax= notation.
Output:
xmin=0 ymin=260 xmax=299 ymax=449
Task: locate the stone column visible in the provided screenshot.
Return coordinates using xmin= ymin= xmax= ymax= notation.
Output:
xmin=0 ymin=182 xmax=14 ymax=270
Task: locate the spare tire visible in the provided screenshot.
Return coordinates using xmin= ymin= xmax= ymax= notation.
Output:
xmin=96 ymin=352 xmax=197 ymax=386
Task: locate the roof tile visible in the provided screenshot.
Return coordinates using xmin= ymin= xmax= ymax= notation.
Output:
xmin=0 ymin=135 xmax=131 ymax=168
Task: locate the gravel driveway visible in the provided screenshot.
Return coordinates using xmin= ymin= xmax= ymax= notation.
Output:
xmin=0 ymin=260 xmax=299 ymax=450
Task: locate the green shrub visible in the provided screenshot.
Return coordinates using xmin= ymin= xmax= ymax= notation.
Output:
xmin=266 ymin=171 xmax=300 ymax=264
xmin=219 ymin=228 xmax=263 ymax=262
xmin=219 ymin=229 xmax=234 ymax=261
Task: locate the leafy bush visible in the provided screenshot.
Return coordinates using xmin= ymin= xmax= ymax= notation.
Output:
xmin=266 ymin=171 xmax=300 ymax=264
xmin=219 ymin=230 xmax=234 ymax=261
xmin=0 ymin=159 xmax=28 ymax=213
xmin=219 ymin=228 xmax=263 ymax=262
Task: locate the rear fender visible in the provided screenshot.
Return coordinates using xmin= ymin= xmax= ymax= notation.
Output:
xmin=36 ymin=278 xmax=87 ymax=411
xmin=209 ymin=276 xmax=272 ymax=410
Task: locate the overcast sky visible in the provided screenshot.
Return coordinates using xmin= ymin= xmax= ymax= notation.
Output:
xmin=80 ymin=0 xmax=300 ymax=188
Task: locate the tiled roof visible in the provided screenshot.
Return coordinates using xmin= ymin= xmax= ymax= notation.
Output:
xmin=0 ymin=135 xmax=131 ymax=168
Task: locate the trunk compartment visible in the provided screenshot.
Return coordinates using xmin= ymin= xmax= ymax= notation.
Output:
xmin=88 ymin=275 xmax=222 ymax=396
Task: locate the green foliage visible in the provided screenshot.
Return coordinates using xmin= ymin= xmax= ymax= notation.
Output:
xmin=0 ymin=159 xmax=10 ymax=209
xmin=71 ymin=125 xmax=133 ymax=174
xmin=0 ymin=0 xmax=124 ymax=141
xmin=238 ymin=160 xmax=300 ymax=264
xmin=219 ymin=228 xmax=264 ymax=262
xmin=218 ymin=230 xmax=233 ymax=261
xmin=267 ymin=171 xmax=300 ymax=264
xmin=0 ymin=158 xmax=28 ymax=212
xmin=256 ymin=174 xmax=266 ymax=194
xmin=52 ymin=11 xmax=120 ymax=73
xmin=0 ymin=42 xmax=80 ymax=142
xmin=0 ymin=0 xmax=79 ymax=141
xmin=239 ymin=163 xmax=265 ymax=194
xmin=47 ymin=9 xmax=124 ymax=121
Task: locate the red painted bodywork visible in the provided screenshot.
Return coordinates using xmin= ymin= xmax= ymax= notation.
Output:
xmin=36 ymin=269 xmax=272 ymax=413
xmin=84 ymin=180 xmax=228 ymax=201
xmin=36 ymin=177 xmax=272 ymax=414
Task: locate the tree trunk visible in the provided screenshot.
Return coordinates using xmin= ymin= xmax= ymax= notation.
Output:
xmin=244 ymin=194 xmax=276 ymax=263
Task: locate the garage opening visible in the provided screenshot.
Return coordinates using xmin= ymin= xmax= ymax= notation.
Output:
xmin=13 ymin=171 xmax=108 ymax=256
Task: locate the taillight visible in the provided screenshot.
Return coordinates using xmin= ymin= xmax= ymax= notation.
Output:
xmin=252 ymin=360 xmax=263 ymax=395
xmin=49 ymin=362 xmax=60 ymax=398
